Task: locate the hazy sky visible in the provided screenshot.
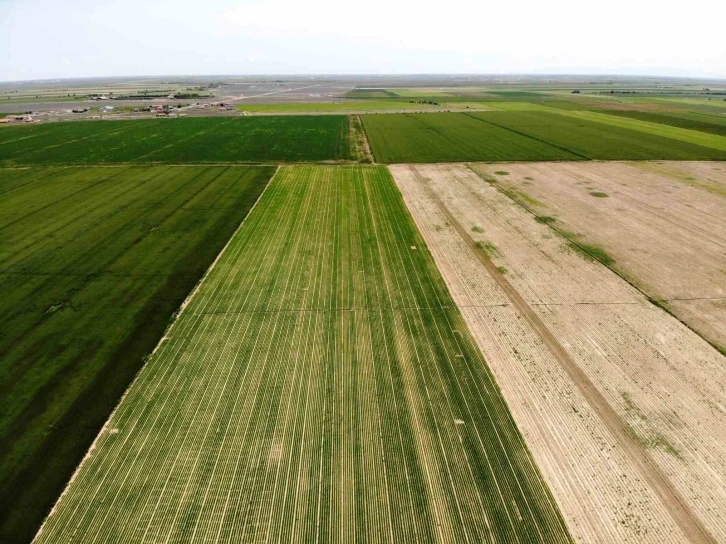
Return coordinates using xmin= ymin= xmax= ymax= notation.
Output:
xmin=2 ymin=0 xmax=725 ymax=81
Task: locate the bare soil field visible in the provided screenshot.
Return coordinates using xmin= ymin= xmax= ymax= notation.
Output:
xmin=470 ymin=161 xmax=726 ymax=353
xmin=390 ymin=163 xmax=726 ymax=543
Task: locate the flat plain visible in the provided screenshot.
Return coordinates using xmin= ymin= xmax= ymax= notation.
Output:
xmin=0 ymin=116 xmax=352 ymax=165
xmin=361 ymin=113 xmax=580 ymax=163
xmin=391 ymin=163 xmax=726 ymax=543
xmin=35 ymin=165 xmax=571 ymax=544
xmin=472 ymin=161 xmax=726 ymax=353
xmin=361 ymin=111 xmax=726 ymax=163
xmin=0 ymin=165 xmax=274 ymax=543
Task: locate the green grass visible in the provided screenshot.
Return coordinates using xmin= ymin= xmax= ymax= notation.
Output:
xmin=472 ymin=111 xmax=726 ymax=160
xmin=35 ymin=165 xmax=572 ymax=544
xmin=362 ymin=113 xmax=581 ymax=163
xmin=589 ymin=191 xmax=609 ymax=198
xmin=0 ymin=165 xmax=274 ymax=543
xmin=566 ymin=240 xmax=616 ymax=266
xmin=0 ymin=116 xmax=353 ymax=165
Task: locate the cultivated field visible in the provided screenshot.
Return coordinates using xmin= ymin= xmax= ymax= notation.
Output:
xmin=607 ymin=110 xmax=726 ymax=137
xmin=472 ymin=161 xmax=726 ymax=352
xmin=0 ymin=165 xmax=274 ymax=543
xmin=361 ymin=111 xmax=726 ymax=163
xmin=361 ymin=113 xmax=580 ymax=163
xmin=391 ymin=163 xmax=726 ymax=543
xmin=0 ymin=116 xmax=352 ymax=165
xmin=35 ymin=166 xmax=571 ymax=544
xmin=470 ymin=111 xmax=726 ymax=159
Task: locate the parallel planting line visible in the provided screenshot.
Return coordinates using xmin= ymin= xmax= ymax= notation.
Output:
xmin=35 ymin=165 xmax=572 ymax=543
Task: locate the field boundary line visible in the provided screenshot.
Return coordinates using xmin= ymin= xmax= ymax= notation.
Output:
xmin=31 ymin=165 xmax=280 ymax=543
xmin=465 ymin=163 xmax=726 ymax=357
xmin=407 ymin=164 xmax=717 ymax=544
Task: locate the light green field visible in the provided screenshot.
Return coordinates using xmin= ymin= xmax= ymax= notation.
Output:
xmin=236 ymin=101 xmax=443 ymax=113
xmin=552 ymin=109 xmax=726 ymax=152
xmin=36 ymin=165 xmax=571 ymax=544
xmin=650 ymin=97 xmax=726 ymax=109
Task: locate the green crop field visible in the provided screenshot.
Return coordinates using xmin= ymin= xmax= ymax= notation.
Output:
xmin=362 ymin=113 xmax=581 ymax=163
xmin=0 ymin=165 xmax=274 ymax=543
xmin=603 ymin=110 xmax=726 ymax=137
xmin=475 ymin=111 xmax=726 ymax=159
xmin=35 ymin=165 xmax=571 ymax=544
xmin=0 ymin=116 xmax=352 ymax=165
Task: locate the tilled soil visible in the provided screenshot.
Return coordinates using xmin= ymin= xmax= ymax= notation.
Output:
xmin=469 ymin=161 xmax=726 ymax=352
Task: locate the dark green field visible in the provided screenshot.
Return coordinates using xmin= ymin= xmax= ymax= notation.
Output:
xmin=344 ymin=88 xmax=400 ymax=98
xmin=362 ymin=111 xmax=726 ymax=162
xmin=0 ymin=165 xmax=274 ymax=543
xmin=361 ymin=113 xmax=581 ymax=163
xmin=0 ymin=116 xmax=352 ymax=165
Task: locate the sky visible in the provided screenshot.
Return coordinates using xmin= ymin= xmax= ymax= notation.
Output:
xmin=2 ymin=0 xmax=725 ymax=81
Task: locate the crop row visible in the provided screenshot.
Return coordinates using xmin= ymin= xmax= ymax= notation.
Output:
xmin=0 ymin=165 xmax=274 ymax=543
xmin=36 ymin=165 xmax=571 ymax=543
xmin=361 ymin=111 xmax=726 ymax=162
xmin=0 ymin=116 xmax=352 ymax=165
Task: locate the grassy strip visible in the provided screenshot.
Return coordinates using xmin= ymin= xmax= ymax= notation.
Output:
xmin=235 ymin=100 xmax=445 ymax=113
xmin=0 ymin=116 xmax=353 ymax=165
xmin=0 ymin=165 xmax=274 ymax=543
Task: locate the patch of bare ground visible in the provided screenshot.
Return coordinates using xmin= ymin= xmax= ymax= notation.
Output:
xmin=391 ymin=163 xmax=726 ymax=543
xmin=470 ymin=161 xmax=726 ymax=353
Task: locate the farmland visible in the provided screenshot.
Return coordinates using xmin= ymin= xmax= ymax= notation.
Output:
xmin=391 ymin=163 xmax=726 ymax=543
xmin=361 ymin=113 xmax=581 ymax=163
xmin=35 ymin=165 xmax=571 ymax=543
xmin=0 ymin=165 xmax=274 ymax=543
xmin=361 ymin=111 xmax=726 ymax=163
xmin=606 ymin=110 xmax=726 ymax=137
xmin=0 ymin=116 xmax=353 ymax=165
xmin=471 ymin=111 xmax=726 ymax=159
xmin=471 ymin=161 xmax=726 ymax=353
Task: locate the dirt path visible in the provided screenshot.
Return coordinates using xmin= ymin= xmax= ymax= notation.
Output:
xmin=405 ymin=164 xmax=717 ymax=544
xmin=354 ymin=115 xmax=374 ymax=163
xmin=348 ymin=115 xmax=374 ymax=163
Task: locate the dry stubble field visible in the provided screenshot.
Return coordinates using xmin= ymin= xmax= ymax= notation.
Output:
xmin=391 ymin=163 xmax=726 ymax=543
xmin=34 ymin=165 xmax=571 ymax=544
xmin=470 ymin=161 xmax=726 ymax=353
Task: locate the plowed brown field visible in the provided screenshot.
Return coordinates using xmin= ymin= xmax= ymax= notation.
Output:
xmin=390 ymin=163 xmax=726 ymax=543
xmin=469 ymin=161 xmax=726 ymax=352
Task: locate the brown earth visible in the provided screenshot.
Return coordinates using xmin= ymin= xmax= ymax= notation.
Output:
xmin=391 ymin=163 xmax=726 ymax=543
xmin=470 ymin=161 xmax=726 ymax=353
